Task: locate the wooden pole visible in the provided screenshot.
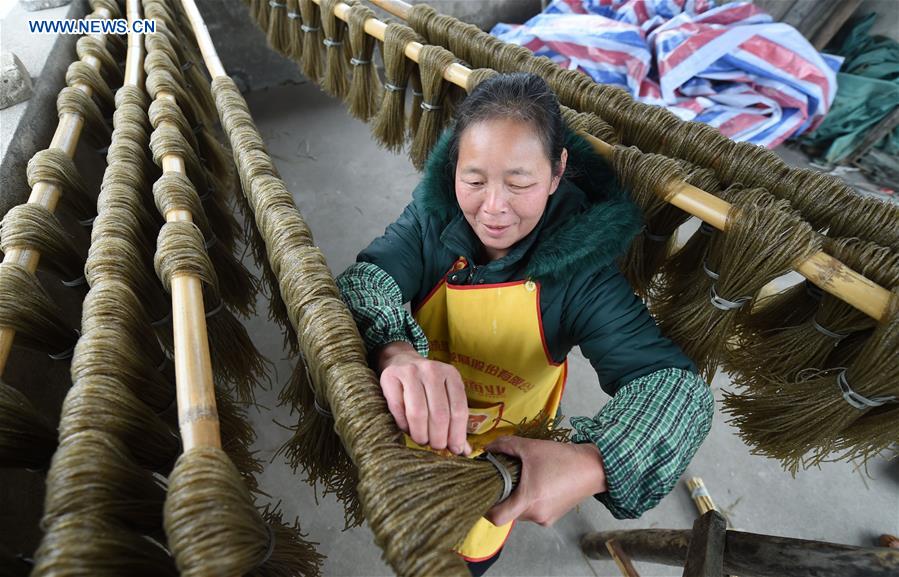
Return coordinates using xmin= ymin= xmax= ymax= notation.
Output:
xmin=582 ymin=528 xmax=899 ymax=577
xmin=0 ymin=5 xmax=114 ymax=375
xmin=363 ymin=0 xmax=891 ymax=321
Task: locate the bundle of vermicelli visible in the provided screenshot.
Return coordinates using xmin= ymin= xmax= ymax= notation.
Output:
xmin=0 ymin=380 xmax=58 ymax=469
xmin=71 ymin=279 xmax=175 ymax=412
xmin=724 ymin=288 xmax=899 ymax=472
xmin=42 ymin=429 xmax=168 ymax=533
xmin=654 ymin=192 xmax=821 ymax=379
xmin=409 ymin=44 xmax=458 ymax=170
xmin=561 ymin=107 xmax=619 ymax=146
xmin=31 ymin=513 xmax=178 ymax=577
xmin=319 ymin=0 xmax=352 ymax=98
xmin=286 ymin=0 xmax=304 ymax=61
xmin=371 ymin=23 xmax=420 ymax=151
xmin=0 ymin=263 xmax=79 ymax=359
xmin=726 ymin=238 xmax=899 ymax=386
xmin=346 ymin=3 xmax=382 ymax=121
xmin=26 ymin=149 xmax=99 ymax=225
xmin=610 ymin=146 xmax=686 ymax=297
xmin=299 ymin=0 xmax=324 ymax=81
xmin=408 ymin=64 xmax=424 ymax=137
xmin=58 ymin=374 xmax=180 ymax=474
xmin=0 ymin=205 xmax=86 ymax=287
xmin=829 ymin=403 xmax=899 ymax=464
xmin=163 ymin=445 xmax=324 ymax=576
xmin=267 ymin=0 xmax=291 ymax=55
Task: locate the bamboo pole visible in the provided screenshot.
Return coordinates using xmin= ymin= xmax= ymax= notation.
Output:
xmin=0 ymin=5 xmax=115 ymax=375
xmin=152 ymin=91 xmax=221 ymax=448
xmin=125 ymin=0 xmax=144 ymax=90
xmin=363 ymin=0 xmax=891 ymax=322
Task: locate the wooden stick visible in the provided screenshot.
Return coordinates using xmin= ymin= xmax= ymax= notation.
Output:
xmin=0 ymin=5 xmax=114 ymax=375
xmin=583 ymin=528 xmax=899 ymax=577
xmin=362 ymin=0 xmax=891 ymax=322
xmin=606 ymin=538 xmax=642 ymax=577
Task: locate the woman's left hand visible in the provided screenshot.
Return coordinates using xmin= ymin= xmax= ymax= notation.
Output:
xmin=484 ymin=436 xmax=608 ymax=527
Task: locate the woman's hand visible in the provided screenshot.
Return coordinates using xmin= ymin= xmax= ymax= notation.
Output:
xmin=376 ymin=341 xmax=472 ymax=455
xmin=484 ymin=436 xmax=607 ymax=527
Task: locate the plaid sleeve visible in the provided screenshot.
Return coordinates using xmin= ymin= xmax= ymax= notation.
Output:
xmin=335 ymin=261 xmax=430 ymax=358
xmin=569 ymin=367 xmax=713 ymax=519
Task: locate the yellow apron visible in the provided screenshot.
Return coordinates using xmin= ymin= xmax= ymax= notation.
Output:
xmin=410 ymin=256 xmax=568 ymax=561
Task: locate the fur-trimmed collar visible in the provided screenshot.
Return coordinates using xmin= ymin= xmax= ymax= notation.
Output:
xmin=414 ymin=127 xmax=643 ymax=281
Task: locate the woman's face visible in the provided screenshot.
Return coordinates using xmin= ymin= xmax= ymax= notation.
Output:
xmin=455 ymin=117 xmax=567 ymax=261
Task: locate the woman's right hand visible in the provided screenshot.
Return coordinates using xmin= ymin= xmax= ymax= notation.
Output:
xmin=376 ymin=341 xmax=472 ymax=456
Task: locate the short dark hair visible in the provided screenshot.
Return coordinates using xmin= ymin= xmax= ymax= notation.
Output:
xmin=447 ymin=72 xmax=566 ymax=177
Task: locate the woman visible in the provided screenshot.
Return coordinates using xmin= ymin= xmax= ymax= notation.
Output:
xmin=336 ymin=73 xmax=714 ymax=574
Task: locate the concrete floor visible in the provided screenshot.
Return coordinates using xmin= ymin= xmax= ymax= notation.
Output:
xmin=236 ymin=79 xmax=899 ymax=577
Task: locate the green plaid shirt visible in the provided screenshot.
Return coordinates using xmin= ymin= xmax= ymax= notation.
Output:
xmin=337 ymin=261 xmax=714 ymax=519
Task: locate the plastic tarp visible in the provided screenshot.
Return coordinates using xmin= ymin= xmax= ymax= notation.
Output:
xmin=799 ymin=14 xmax=899 ymax=165
xmin=491 ymin=0 xmax=842 ymax=148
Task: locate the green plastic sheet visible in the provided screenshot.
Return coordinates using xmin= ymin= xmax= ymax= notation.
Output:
xmin=800 ymin=14 xmax=899 ymax=165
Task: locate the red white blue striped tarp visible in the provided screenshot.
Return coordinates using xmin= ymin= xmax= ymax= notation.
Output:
xmin=491 ymin=0 xmax=842 ymax=148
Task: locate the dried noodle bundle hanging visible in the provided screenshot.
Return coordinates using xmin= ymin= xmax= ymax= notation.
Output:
xmin=346 ymin=3 xmax=382 ymax=121
xmin=371 ymin=23 xmax=420 ymax=151
xmin=654 ymin=196 xmax=821 ymax=379
xmin=726 ymin=238 xmax=899 ymax=386
xmin=298 ymin=0 xmax=324 ymax=81
xmin=0 ymin=380 xmax=58 ymax=469
xmin=410 ymin=44 xmax=458 ymax=170
xmin=724 ymin=288 xmax=899 ymax=472
xmin=319 ymin=0 xmax=352 ymax=99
